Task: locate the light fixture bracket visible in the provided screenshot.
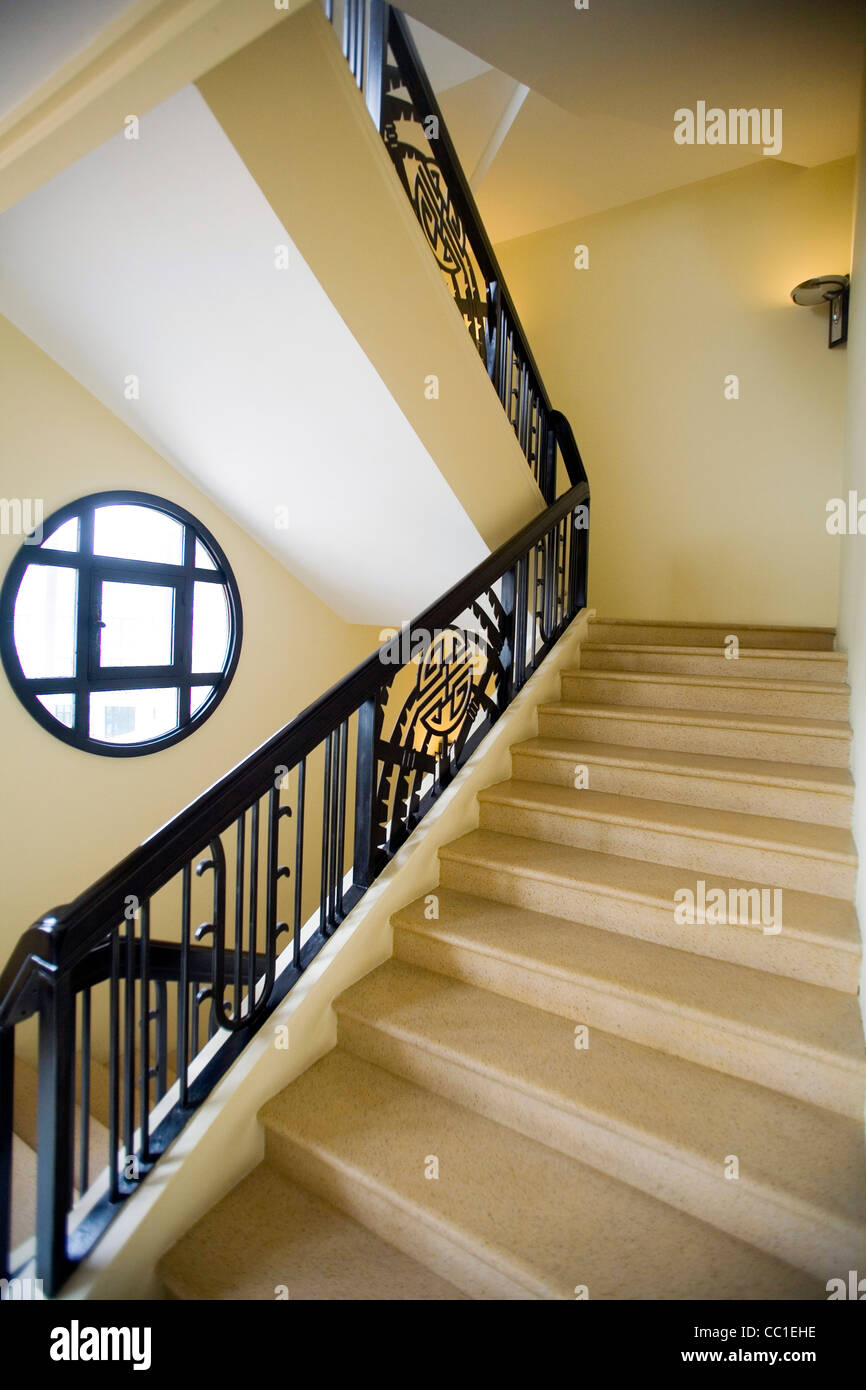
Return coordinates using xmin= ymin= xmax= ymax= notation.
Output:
xmin=791 ymin=275 xmax=849 ymax=347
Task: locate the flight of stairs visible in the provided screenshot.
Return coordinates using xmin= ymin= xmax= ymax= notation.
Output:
xmin=160 ymin=618 xmax=866 ymax=1301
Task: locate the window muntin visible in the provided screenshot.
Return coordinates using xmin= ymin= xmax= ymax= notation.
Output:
xmin=0 ymin=492 xmax=242 ymax=756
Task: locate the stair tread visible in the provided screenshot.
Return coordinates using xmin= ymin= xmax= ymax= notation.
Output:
xmin=541 ymin=700 xmax=851 ymax=737
xmin=583 ymin=643 xmax=846 ymax=662
xmin=566 ymin=668 xmax=850 ymax=695
xmin=260 ymin=1048 xmax=819 ymax=1299
xmin=159 ymin=1165 xmax=464 ymax=1301
xmin=336 ymin=959 xmax=866 ymax=1230
xmin=513 ymin=737 xmax=855 ymax=794
xmin=417 ymin=875 xmax=864 ymax=1065
xmin=440 ymin=830 xmax=860 ymax=952
xmin=479 ymin=779 xmax=858 ymax=863
xmin=589 ymin=620 xmax=836 ymax=635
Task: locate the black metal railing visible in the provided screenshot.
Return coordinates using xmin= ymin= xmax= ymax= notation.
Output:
xmin=325 ymin=0 xmax=579 ymax=502
xmin=0 ymin=1 xmax=590 ymax=1298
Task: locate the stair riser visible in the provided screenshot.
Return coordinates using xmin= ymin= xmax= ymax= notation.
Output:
xmin=262 ymin=1127 xmax=551 ymax=1299
xmin=562 ymin=674 xmax=849 ymax=719
xmin=394 ymin=923 xmax=863 ymax=1117
xmin=478 ymin=801 xmax=856 ymax=899
xmin=587 ymin=623 xmax=835 ymax=651
xmin=581 ymin=648 xmax=847 ymax=683
xmin=538 ymin=708 xmax=850 ymax=768
xmin=511 ymin=750 xmax=853 ymax=828
xmin=435 ymin=858 xmax=860 ymax=994
xmin=337 ymin=1010 xmax=864 ymax=1280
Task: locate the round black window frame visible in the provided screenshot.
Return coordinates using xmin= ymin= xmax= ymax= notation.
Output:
xmin=0 ymin=490 xmax=243 ymax=757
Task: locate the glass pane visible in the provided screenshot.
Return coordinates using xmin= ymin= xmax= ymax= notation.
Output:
xmin=100 ymin=582 xmax=174 ymax=667
xmin=13 ymin=564 xmax=77 ymax=678
xmin=194 ymin=540 xmax=217 ymax=571
xmin=94 ymin=505 xmax=183 ymax=566
xmin=41 ymin=518 xmax=79 ymax=552
xmin=192 ymin=583 xmax=229 ymax=672
xmin=191 ymin=684 xmax=214 ymax=716
xmin=36 ymin=692 xmax=75 ymax=729
xmin=89 ymin=689 xmax=179 ymax=744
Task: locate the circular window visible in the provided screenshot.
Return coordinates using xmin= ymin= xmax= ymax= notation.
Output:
xmin=0 ymin=491 xmax=242 ymax=756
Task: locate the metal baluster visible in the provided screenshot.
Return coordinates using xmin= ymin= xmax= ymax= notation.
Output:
xmin=0 ymin=1027 xmax=13 ymax=1279
xmin=335 ymin=721 xmax=348 ymax=920
xmin=35 ymin=980 xmax=75 ymax=1293
xmin=353 ymin=699 xmax=378 ymax=892
xmin=154 ymin=981 xmax=168 ymax=1102
xmin=108 ymin=929 xmax=120 ymax=1201
xmin=293 ymin=760 xmax=306 ymax=968
xmin=138 ymin=900 xmax=150 ymax=1165
xmin=248 ymin=801 xmax=259 ymax=1023
xmin=123 ymin=915 xmax=135 ymax=1180
xmin=78 ymin=988 xmax=91 ymax=1194
xmin=234 ymin=812 xmax=245 ymax=1021
xmin=320 ymin=734 xmax=333 ymax=934
xmin=178 ymin=864 xmax=191 ymax=1108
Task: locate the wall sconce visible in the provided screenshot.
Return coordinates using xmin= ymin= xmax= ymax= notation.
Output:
xmin=790 ymin=274 xmax=849 ymax=348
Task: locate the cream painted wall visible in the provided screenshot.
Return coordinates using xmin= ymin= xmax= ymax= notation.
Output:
xmin=0 ymin=313 xmax=381 ymax=976
xmin=836 ymin=54 xmax=866 ymax=1022
xmin=497 ymin=158 xmax=854 ymax=625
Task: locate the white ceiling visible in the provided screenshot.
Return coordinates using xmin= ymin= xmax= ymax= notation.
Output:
xmin=0 ymin=83 xmax=487 ymax=624
xmin=405 ymin=0 xmax=866 ymax=242
xmin=0 ymin=0 xmax=140 ymax=121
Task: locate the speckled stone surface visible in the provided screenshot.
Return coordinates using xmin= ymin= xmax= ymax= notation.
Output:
xmin=562 ymin=669 xmax=850 ymax=719
xmin=510 ymin=738 xmax=854 ymax=827
xmin=585 ymin=621 xmax=836 ymax=650
xmin=539 ymin=701 xmax=851 ymax=767
xmin=334 ymin=958 xmax=866 ymax=1275
xmin=160 ymin=619 xmax=864 ymax=1302
xmin=397 ymin=883 xmax=866 ymax=1117
xmin=438 ymin=830 xmax=860 ymax=992
xmin=160 ymin=1166 xmax=465 ymax=1300
xmin=260 ymin=1048 xmax=821 ymax=1300
xmin=477 ymin=780 xmax=857 ymax=896
xmin=580 ymin=644 xmax=848 ymax=682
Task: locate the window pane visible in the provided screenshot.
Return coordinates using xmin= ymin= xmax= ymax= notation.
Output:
xmin=94 ymin=505 xmax=183 ymax=566
xmin=194 ymin=540 xmax=217 ymax=571
xmin=13 ymin=564 xmax=77 ymax=678
xmin=36 ymin=692 xmax=75 ymax=728
xmin=89 ymin=689 xmax=179 ymax=744
xmin=41 ymin=518 xmax=79 ymax=552
xmin=191 ymin=684 xmax=214 ymax=716
xmin=192 ymin=583 xmax=229 ymax=672
xmin=100 ymin=582 xmax=174 ymax=667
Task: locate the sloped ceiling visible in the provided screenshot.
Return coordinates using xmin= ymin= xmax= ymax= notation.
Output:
xmin=0 ymin=83 xmax=487 ymax=624
xmin=406 ymin=1 xmax=866 ymax=241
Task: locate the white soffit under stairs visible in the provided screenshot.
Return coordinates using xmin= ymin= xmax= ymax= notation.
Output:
xmin=0 ymin=82 xmax=487 ymax=624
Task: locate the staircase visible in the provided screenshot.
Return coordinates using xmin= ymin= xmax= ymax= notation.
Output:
xmin=160 ymin=618 xmax=866 ymax=1301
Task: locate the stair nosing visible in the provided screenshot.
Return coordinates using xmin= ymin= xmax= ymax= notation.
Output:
xmin=477 ymin=781 xmax=858 ymax=866
xmin=336 ymin=963 xmax=866 ymax=1232
xmin=539 ymin=699 xmax=851 ymax=737
xmin=563 ymin=669 xmax=849 ymax=695
xmin=394 ymin=894 xmax=866 ymax=1071
xmin=437 ymin=832 xmax=861 ymax=952
xmin=511 ymin=737 xmax=855 ymax=795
